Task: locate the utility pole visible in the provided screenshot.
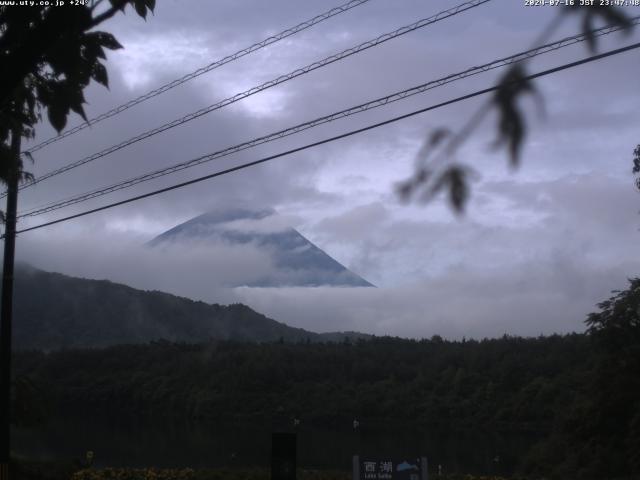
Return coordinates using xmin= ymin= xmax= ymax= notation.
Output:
xmin=0 ymin=128 xmax=21 ymax=480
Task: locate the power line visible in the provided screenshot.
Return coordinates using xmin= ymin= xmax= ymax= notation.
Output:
xmin=17 ymin=20 xmax=636 ymax=219
xmin=22 ymin=0 xmax=374 ymax=156
xmin=9 ymin=0 xmax=490 ymax=198
xmin=11 ymin=41 xmax=640 ymax=238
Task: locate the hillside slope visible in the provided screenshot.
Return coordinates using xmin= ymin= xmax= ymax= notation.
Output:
xmin=13 ymin=265 xmax=350 ymax=349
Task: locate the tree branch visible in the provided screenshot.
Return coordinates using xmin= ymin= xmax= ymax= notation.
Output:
xmin=89 ymin=0 xmax=129 ymax=28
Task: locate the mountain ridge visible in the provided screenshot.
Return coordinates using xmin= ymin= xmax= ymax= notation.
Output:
xmin=12 ymin=265 xmax=371 ymax=350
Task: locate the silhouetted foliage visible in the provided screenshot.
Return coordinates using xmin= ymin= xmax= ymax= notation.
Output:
xmin=399 ymin=6 xmax=634 ymax=213
xmin=0 ymin=0 xmax=155 ymax=192
xmin=522 ymin=279 xmax=640 ymax=479
xmin=566 ymin=4 xmax=635 ymax=52
xmin=583 ymin=278 xmax=640 ymax=476
xmin=491 ymin=65 xmax=538 ymax=168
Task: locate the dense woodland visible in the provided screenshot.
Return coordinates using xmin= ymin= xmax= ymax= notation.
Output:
xmin=13 ymin=334 xmax=588 ymax=427
xmin=12 ymin=266 xmax=368 ymax=349
xmin=11 ymin=279 xmax=640 ymax=479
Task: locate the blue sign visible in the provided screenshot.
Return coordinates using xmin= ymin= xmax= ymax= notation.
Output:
xmin=356 ymin=457 xmax=427 ymax=480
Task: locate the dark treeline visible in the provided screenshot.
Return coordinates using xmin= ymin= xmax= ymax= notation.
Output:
xmin=15 ymin=334 xmax=589 ymax=430
xmin=12 ymin=279 xmax=640 ymax=479
xmin=8 ymin=333 xmax=631 ymax=478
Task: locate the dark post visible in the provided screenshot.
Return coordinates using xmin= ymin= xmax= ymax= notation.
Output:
xmin=352 ymin=455 xmax=360 ymax=480
xmin=271 ymin=432 xmax=297 ymax=480
xmin=0 ymin=129 xmax=21 ymax=480
xmin=421 ymin=457 xmax=428 ymax=480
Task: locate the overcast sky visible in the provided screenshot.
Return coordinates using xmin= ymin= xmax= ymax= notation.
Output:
xmin=14 ymin=0 xmax=640 ymax=339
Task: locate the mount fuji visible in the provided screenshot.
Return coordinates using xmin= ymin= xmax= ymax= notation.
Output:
xmin=148 ymin=208 xmax=374 ymax=288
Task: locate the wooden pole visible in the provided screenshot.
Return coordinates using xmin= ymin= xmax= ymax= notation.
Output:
xmin=0 ymin=129 xmax=21 ymax=480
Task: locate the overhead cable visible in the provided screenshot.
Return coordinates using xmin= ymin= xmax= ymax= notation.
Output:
xmin=23 ymin=0 xmax=374 ymax=155
xmin=11 ymin=41 xmax=640 ymax=237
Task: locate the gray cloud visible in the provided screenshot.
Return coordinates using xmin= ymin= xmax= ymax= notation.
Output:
xmin=232 ymin=256 xmax=632 ymax=339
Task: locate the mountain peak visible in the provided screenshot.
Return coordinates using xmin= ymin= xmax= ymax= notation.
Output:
xmin=148 ymin=208 xmax=374 ymax=288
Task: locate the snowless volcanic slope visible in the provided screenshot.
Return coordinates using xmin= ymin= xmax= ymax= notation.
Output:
xmin=148 ymin=208 xmax=374 ymax=287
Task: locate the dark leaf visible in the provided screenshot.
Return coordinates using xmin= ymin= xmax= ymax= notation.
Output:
xmin=583 ymin=14 xmax=595 ymax=53
xmin=69 ymin=101 xmax=87 ymax=122
xmin=44 ymin=80 xmax=88 ymax=125
xmin=492 ymin=65 xmax=534 ymax=167
xmin=447 ymin=166 xmax=469 ymax=214
xmin=23 ymin=151 xmax=34 ymax=164
xmin=144 ymin=0 xmax=155 ymax=12
xmin=62 ymin=82 xmax=85 ymax=106
xmin=133 ymin=0 xmax=147 ymax=18
xmin=503 ymin=105 xmax=525 ymax=167
xmin=419 ymin=165 xmax=474 ymax=213
xmin=108 ymin=0 xmax=128 ymax=11
xmin=91 ymin=62 xmax=109 ymax=88
xmin=35 ymin=80 xmax=52 ymax=105
xmin=24 ymin=89 xmax=36 ymax=115
xmin=422 ymin=168 xmax=450 ymax=202
xmin=598 ymin=6 xmax=634 ymax=32
xmin=633 ymin=145 xmax=640 ymax=174
xmin=47 ymin=100 xmax=69 ymax=132
xmin=566 ymin=6 xmax=634 ymax=52
xmin=93 ymin=31 xmax=123 ymax=50
xmin=83 ymin=32 xmax=108 ymax=59
xmin=95 ymin=44 xmax=106 ymax=60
